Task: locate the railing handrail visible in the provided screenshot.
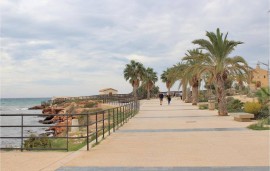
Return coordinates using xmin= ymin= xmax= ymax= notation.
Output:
xmin=0 ymin=95 xmax=140 ymax=152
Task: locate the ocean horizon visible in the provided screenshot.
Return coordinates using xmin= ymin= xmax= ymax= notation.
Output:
xmin=0 ymin=97 xmax=51 ymax=148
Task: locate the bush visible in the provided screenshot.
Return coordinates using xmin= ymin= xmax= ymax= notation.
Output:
xmin=226 ymin=97 xmax=244 ymax=112
xmin=256 ymin=105 xmax=270 ymax=119
xmin=199 ymin=104 xmax=208 ymax=110
xmin=84 ymin=102 xmax=97 ymax=108
xmin=248 ymin=118 xmax=270 ymax=130
xmin=256 ymin=87 xmax=269 ymax=105
xmin=24 ymin=134 xmax=52 ymax=149
xmin=244 ymin=102 xmax=262 ymax=115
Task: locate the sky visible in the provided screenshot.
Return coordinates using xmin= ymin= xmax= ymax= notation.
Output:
xmin=0 ymin=0 xmax=269 ymax=98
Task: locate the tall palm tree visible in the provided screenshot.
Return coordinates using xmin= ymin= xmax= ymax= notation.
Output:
xmin=170 ymin=62 xmax=188 ymax=101
xmin=182 ymin=49 xmax=204 ymax=105
xmin=124 ymin=60 xmax=145 ymax=99
xmin=235 ymin=70 xmax=250 ymax=94
xmin=142 ymin=67 xmax=158 ymax=100
xmin=192 ymin=28 xmax=249 ymax=116
xmin=161 ymin=68 xmax=176 ymax=95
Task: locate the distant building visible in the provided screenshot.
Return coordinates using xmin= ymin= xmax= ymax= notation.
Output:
xmin=249 ymin=64 xmax=269 ymax=91
xmin=99 ymin=88 xmax=118 ymax=95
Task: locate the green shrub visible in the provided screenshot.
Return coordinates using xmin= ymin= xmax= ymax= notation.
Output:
xmin=226 ymin=97 xmax=244 ymax=112
xmin=78 ymin=108 xmax=102 ymax=126
xmin=199 ymin=104 xmax=208 ymax=110
xmin=84 ymin=102 xmax=97 ymax=108
xmin=256 ymin=87 xmax=270 ymax=105
xmin=24 ymin=134 xmax=52 ymax=149
xmin=244 ymin=102 xmax=262 ymax=115
xmin=248 ymin=118 xmax=270 ymax=130
xmin=253 ymin=105 xmax=270 ymax=119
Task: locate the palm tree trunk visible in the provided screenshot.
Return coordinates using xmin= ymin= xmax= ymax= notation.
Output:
xmin=168 ymin=87 xmax=171 ymax=96
xmin=182 ymin=85 xmax=186 ymax=101
xmin=192 ymin=85 xmax=198 ymax=105
xmin=217 ymin=78 xmax=228 ymax=116
xmin=133 ymin=85 xmax=138 ymax=99
xmin=147 ymin=86 xmax=150 ymax=100
xmin=239 ymin=84 xmax=243 ymax=95
xmin=185 ymin=87 xmax=191 ymax=103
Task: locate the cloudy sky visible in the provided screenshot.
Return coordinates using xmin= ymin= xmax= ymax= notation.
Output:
xmin=1 ymin=0 xmax=269 ymax=98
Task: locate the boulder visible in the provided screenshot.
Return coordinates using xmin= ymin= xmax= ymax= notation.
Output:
xmin=29 ymin=105 xmax=44 ymax=110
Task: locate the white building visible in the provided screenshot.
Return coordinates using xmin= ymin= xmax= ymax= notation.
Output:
xmin=99 ymin=88 xmax=118 ymax=95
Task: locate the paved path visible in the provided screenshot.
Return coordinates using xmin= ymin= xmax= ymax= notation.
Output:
xmin=1 ymin=98 xmax=269 ymax=171
xmin=58 ymin=99 xmax=269 ymax=170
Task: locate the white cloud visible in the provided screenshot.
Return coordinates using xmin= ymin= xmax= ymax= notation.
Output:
xmin=0 ymin=0 xmax=268 ymax=97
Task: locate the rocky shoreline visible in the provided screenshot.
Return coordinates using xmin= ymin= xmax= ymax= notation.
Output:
xmin=29 ymin=99 xmax=101 ymax=137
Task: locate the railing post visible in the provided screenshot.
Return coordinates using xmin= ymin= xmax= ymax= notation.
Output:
xmin=113 ymin=108 xmax=115 ymax=132
xmin=121 ymin=106 xmax=124 ymax=126
xmin=132 ymin=101 xmax=134 ymax=117
xmin=21 ymin=115 xmax=23 ymax=152
xmin=117 ymin=107 xmax=119 ymax=129
xmin=125 ymin=105 xmax=127 ymax=121
xmin=87 ymin=114 xmax=89 ymax=151
xmin=66 ymin=113 xmax=69 ymax=152
xmin=102 ymin=111 xmax=105 ymax=139
xmin=95 ymin=112 xmax=98 ymax=144
xmin=130 ymin=101 xmax=132 ymax=119
xmin=123 ymin=106 xmax=125 ymax=123
xmin=108 ymin=109 xmax=110 ymax=135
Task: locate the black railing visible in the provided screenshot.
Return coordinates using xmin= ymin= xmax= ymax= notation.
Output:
xmin=0 ymin=95 xmax=140 ymax=151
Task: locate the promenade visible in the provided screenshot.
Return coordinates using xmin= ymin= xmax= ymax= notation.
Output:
xmin=1 ymin=98 xmax=269 ymax=171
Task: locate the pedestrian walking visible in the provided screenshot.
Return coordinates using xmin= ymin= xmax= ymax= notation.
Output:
xmin=159 ymin=93 xmax=164 ymax=105
xmin=167 ymin=94 xmax=171 ymax=105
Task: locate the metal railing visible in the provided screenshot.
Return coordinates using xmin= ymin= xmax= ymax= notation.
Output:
xmin=0 ymin=95 xmax=140 ymax=151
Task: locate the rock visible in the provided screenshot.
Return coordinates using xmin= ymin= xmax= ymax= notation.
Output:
xmin=29 ymin=105 xmax=44 ymax=110
xmin=42 ymin=107 xmax=64 ymax=114
xmin=48 ymin=117 xmax=72 ymax=136
xmin=44 ymin=115 xmax=54 ymax=121
xmin=43 ymin=120 xmax=54 ymax=124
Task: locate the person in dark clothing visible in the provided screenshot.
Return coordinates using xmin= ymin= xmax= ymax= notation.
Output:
xmin=167 ymin=94 xmax=171 ymax=105
xmin=159 ymin=93 xmax=164 ymax=105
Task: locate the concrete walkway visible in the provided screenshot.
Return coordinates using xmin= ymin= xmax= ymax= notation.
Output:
xmin=1 ymin=98 xmax=269 ymax=171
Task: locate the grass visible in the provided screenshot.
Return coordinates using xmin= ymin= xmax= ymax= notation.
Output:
xmin=247 ymin=118 xmax=270 ymax=130
xmin=198 ymin=104 xmax=208 ymax=110
xmin=17 ymin=108 xmax=139 ymax=152
xmin=50 ymin=138 xmax=87 ymax=151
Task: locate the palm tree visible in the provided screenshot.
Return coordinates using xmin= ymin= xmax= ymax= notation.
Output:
xmin=170 ymin=62 xmax=188 ymax=101
xmin=235 ymin=70 xmax=250 ymax=94
xmin=161 ymin=68 xmax=176 ymax=95
xmin=191 ymin=28 xmax=249 ymax=116
xmin=182 ymin=49 xmax=204 ymax=105
xmin=124 ymin=60 xmax=146 ymax=99
xmin=142 ymin=67 xmax=158 ymax=100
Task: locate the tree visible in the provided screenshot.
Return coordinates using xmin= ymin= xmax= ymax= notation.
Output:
xmin=124 ymin=60 xmax=145 ymax=99
xmin=192 ymin=28 xmax=249 ymax=116
xmin=161 ymin=68 xmax=176 ymax=95
xmin=182 ymin=49 xmax=204 ymax=105
xmin=234 ymin=72 xmax=249 ymax=94
xmin=137 ymin=85 xmax=160 ymax=99
xmin=170 ymin=62 xmax=189 ymax=102
xmin=142 ymin=67 xmax=158 ymax=100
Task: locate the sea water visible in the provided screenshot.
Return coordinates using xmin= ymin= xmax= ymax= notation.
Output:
xmin=0 ymin=98 xmax=50 ymax=148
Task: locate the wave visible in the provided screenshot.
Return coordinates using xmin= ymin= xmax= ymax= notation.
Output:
xmin=15 ymin=107 xmax=29 ymax=111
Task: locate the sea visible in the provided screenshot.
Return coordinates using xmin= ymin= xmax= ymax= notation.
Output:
xmin=0 ymin=98 xmax=51 ymax=148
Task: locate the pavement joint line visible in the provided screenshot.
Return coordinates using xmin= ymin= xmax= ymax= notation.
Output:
xmin=116 ymin=127 xmax=248 ymax=133
xmin=134 ymin=116 xmax=215 ymax=118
